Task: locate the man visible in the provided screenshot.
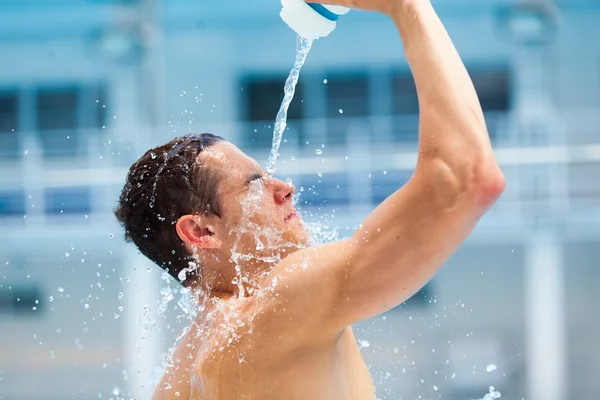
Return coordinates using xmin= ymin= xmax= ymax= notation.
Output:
xmin=115 ymin=0 xmax=505 ymax=398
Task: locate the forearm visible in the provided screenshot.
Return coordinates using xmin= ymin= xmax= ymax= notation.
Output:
xmin=392 ymin=0 xmax=499 ymax=185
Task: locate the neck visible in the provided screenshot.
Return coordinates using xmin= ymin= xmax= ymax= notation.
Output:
xmin=190 ymin=280 xmax=253 ymax=302
xmin=209 ymin=288 xmax=236 ymax=301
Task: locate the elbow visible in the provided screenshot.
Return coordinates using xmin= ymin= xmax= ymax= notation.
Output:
xmin=417 ymin=152 xmax=505 ymax=210
xmin=469 ymin=160 xmax=505 ymax=208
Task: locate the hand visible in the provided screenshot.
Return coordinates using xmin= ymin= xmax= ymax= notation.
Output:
xmin=306 ymin=0 xmax=405 ymax=17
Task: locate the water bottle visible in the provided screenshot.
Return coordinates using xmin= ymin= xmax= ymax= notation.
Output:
xmin=280 ymin=0 xmax=350 ymax=41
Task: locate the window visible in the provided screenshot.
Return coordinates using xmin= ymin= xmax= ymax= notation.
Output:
xmin=0 ymin=191 xmax=26 ymax=217
xmin=36 ymin=88 xmax=79 ymax=157
xmin=36 ymin=89 xmax=78 ymax=131
xmin=0 ymin=92 xmax=18 ymax=133
xmin=371 ymin=170 xmax=413 ymax=204
xmin=298 ymin=173 xmax=349 ymax=207
xmin=34 ymin=85 xmax=108 ymax=158
xmin=470 ymin=69 xmax=511 ymax=112
xmin=83 ymin=86 xmax=108 ymax=129
xmin=392 ymin=68 xmax=510 ymax=141
xmin=0 ymin=285 xmax=44 ymax=316
xmin=392 ymin=74 xmax=419 ymax=115
xmin=325 ymin=74 xmax=369 ymax=144
xmin=44 ymin=186 xmax=92 ymax=215
xmin=0 ymin=91 xmax=20 ymax=158
xmin=393 ymin=69 xmax=511 ymax=113
xmin=391 ymin=73 xmax=421 ymax=142
xmin=397 ymin=283 xmax=434 ymax=309
xmin=241 ymin=76 xmax=305 ymax=148
xmin=470 ymin=69 xmax=511 ymax=140
xmin=0 ymin=85 xmax=107 ymax=159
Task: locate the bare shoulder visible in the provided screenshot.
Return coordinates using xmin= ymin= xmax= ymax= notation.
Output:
xmin=248 ymin=240 xmax=357 ymax=344
xmin=198 ymin=240 xmax=354 ymax=353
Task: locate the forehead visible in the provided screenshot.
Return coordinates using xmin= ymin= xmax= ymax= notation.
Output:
xmin=198 ymin=141 xmax=261 ymax=179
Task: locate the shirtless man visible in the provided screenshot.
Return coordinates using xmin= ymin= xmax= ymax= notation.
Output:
xmin=115 ymin=0 xmax=505 ymax=398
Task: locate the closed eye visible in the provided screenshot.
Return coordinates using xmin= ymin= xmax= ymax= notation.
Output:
xmin=246 ymin=172 xmax=263 ymax=186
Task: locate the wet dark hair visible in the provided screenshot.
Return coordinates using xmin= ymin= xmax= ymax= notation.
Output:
xmin=115 ymin=133 xmax=226 ymax=284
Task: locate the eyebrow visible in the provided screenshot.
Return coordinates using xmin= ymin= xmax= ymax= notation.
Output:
xmin=245 ymin=172 xmax=263 ymax=185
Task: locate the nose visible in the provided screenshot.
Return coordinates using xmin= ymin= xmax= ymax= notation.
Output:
xmin=273 ymin=179 xmax=295 ymax=205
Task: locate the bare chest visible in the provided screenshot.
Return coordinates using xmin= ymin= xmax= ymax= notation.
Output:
xmin=190 ymin=326 xmax=375 ymax=400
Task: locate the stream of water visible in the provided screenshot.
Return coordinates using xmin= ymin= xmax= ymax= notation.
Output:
xmin=265 ymin=35 xmax=313 ymax=176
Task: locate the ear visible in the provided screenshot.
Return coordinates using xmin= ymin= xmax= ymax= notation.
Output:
xmin=176 ymin=215 xmax=222 ymax=249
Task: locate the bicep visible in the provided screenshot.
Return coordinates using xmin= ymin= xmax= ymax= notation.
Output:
xmin=258 ymin=168 xmax=495 ymax=340
xmin=326 ymin=167 xmax=494 ymax=329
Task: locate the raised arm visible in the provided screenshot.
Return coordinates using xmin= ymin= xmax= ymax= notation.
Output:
xmin=263 ymin=0 xmax=505 ymax=340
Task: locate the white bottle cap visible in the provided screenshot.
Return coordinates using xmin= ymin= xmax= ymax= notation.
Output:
xmin=281 ymin=0 xmax=341 ymax=41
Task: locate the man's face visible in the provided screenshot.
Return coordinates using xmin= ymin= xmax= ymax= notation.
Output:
xmin=200 ymin=142 xmax=309 ymax=279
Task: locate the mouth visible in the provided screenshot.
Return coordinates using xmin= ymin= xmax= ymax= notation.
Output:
xmin=285 ymin=211 xmax=298 ymax=222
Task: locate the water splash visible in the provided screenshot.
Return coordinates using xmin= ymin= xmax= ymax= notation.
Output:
xmin=140 ymin=34 xmax=357 ymax=399
xmin=266 ymin=35 xmax=313 ymax=176
xmin=479 ymin=386 xmax=502 ymax=400
xmin=149 ymin=182 xmax=340 ymax=398
xmin=228 ymin=179 xmax=295 ymax=298
xmin=149 ymin=142 xmax=186 ymax=208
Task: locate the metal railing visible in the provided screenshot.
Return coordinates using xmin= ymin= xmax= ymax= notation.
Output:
xmin=0 ymin=109 xmax=599 ymax=227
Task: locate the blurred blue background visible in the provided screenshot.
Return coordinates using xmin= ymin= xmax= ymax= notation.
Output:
xmin=1 ymin=0 xmax=599 ymax=399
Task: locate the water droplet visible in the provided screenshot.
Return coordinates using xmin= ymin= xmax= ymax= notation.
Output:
xmin=109 ymin=233 xmax=114 ymax=238
xmin=64 ymin=253 xmax=70 ymax=257
xmin=323 ymin=79 xmax=328 ymax=84
xmin=315 ymin=149 xmax=322 ymax=155
xmin=24 ymin=150 xmax=29 ymax=155
xmin=57 ymin=287 xmax=64 ymax=293
xmin=358 ymin=339 xmax=370 ymax=348
xmin=486 ymin=363 xmax=497 ymax=372
xmin=291 ymin=156 xmax=296 ymax=160
xmin=114 ymin=313 xmax=120 ymax=319
xmin=112 ymin=387 xmax=120 ymax=396
xmin=178 ymin=269 xmax=187 ymax=282
xmin=338 ymin=109 xmax=344 ymax=114
xmin=48 ymin=296 xmax=54 ymax=302
xmin=433 ymin=385 xmax=438 ymax=391
xmin=150 ymin=152 xmax=157 ymax=160
xmin=317 ymin=172 xmax=323 ymax=177
xmin=383 ymin=170 xmax=387 ymax=175
xmin=482 ymin=385 xmax=502 ymax=399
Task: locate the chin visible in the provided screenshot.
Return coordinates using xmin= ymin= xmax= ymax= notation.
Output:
xmin=291 ymin=230 xmax=310 ymax=249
